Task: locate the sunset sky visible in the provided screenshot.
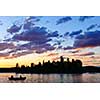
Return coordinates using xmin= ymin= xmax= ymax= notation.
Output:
xmin=0 ymin=16 xmax=100 ymax=67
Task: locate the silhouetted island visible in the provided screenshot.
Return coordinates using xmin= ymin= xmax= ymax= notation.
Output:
xmin=0 ymin=56 xmax=100 ymax=74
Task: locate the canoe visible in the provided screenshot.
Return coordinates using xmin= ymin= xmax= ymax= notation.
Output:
xmin=8 ymin=76 xmax=26 ymax=80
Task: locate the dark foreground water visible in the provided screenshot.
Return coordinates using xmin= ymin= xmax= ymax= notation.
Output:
xmin=0 ymin=73 xmax=100 ymax=83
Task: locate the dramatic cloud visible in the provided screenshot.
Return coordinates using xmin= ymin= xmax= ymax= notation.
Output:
xmin=79 ymin=16 xmax=95 ymax=22
xmin=2 ymin=16 xmax=100 ymax=61
xmin=12 ymin=26 xmax=50 ymax=43
xmin=7 ymin=24 xmax=22 ymax=34
xmin=35 ymin=44 xmax=55 ymax=54
xmin=7 ymin=24 xmax=60 ymax=56
xmin=12 ymin=50 xmax=33 ymax=58
xmin=11 ymin=41 xmax=55 ymax=55
xmin=75 ymin=34 xmax=84 ymax=39
xmin=12 ymin=41 xmax=55 ymax=55
xmin=57 ymin=45 xmax=62 ymax=49
xmin=87 ymin=24 xmax=97 ymax=31
xmin=56 ymin=17 xmax=72 ymax=25
xmin=0 ymin=42 xmax=17 ymax=59
xmin=63 ymin=46 xmax=74 ymax=50
xmin=69 ymin=30 xmax=82 ymax=37
xmin=47 ymin=31 xmax=59 ymax=37
xmin=4 ymin=50 xmax=34 ymax=59
xmin=23 ymin=16 xmax=41 ymax=30
xmin=5 ymin=43 xmax=55 ymax=58
xmin=74 ymin=30 xmax=100 ymax=48
xmin=4 ymin=25 xmax=59 ymax=57
xmin=12 ymin=26 xmax=59 ymax=48
xmin=0 ymin=42 xmax=15 ymax=51
xmin=23 ymin=21 xmax=35 ymax=30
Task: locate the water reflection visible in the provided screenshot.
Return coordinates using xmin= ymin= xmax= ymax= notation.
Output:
xmin=0 ymin=73 xmax=100 ymax=83
xmin=71 ymin=74 xmax=82 ymax=83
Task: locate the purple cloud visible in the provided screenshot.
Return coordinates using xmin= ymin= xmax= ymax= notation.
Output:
xmin=0 ymin=53 xmax=9 ymax=58
xmin=69 ymin=30 xmax=82 ymax=37
xmin=12 ymin=50 xmax=33 ymax=57
xmin=0 ymin=42 xmax=16 ymax=59
xmin=19 ymin=42 xmax=55 ymax=54
xmin=56 ymin=16 xmax=72 ymax=25
xmin=8 ymin=24 xmax=59 ymax=55
xmin=47 ymin=31 xmax=59 ymax=37
xmin=4 ymin=50 xmax=33 ymax=59
xmin=87 ymin=24 xmax=97 ymax=31
xmin=12 ymin=27 xmax=50 ymax=43
xmin=0 ymin=42 xmax=15 ymax=51
xmin=7 ymin=24 xmax=22 ymax=34
xmin=63 ymin=46 xmax=74 ymax=50
xmin=23 ymin=16 xmax=41 ymax=30
xmin=64 ymin=32 xmax=69 ymax=36
xmin=23 ymin=21 xmax=35 ymax=30
xmin=74 ymin=30 xmax=100 ymax=48
xmin=12 ymin=26 xmax=59 ymax=45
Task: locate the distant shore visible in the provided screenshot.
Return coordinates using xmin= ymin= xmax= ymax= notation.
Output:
xmin=0 ymin=56 xmax=99 ymax=74
xmin=0 ymin=66 xmax=100 ymax=74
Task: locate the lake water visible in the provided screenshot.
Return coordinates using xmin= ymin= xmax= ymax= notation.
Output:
xmin=0 ymin=73 xmax=100 ymax=83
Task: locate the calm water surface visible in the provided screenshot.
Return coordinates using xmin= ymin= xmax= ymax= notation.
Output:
xmin=0 ymin=73 xmax=100 ymax=83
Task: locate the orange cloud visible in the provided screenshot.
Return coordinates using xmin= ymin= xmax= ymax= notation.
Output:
xmin=47 ymin=53 xmax=59 ymax=57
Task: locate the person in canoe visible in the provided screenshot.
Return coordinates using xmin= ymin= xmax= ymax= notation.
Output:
xmin=11 ymin=75 xmax=13 ymax=78
xmin=20 ymin=75 xmax=22 ymax=78
xmin=8 ymin=75 xmax=26 ymax=80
